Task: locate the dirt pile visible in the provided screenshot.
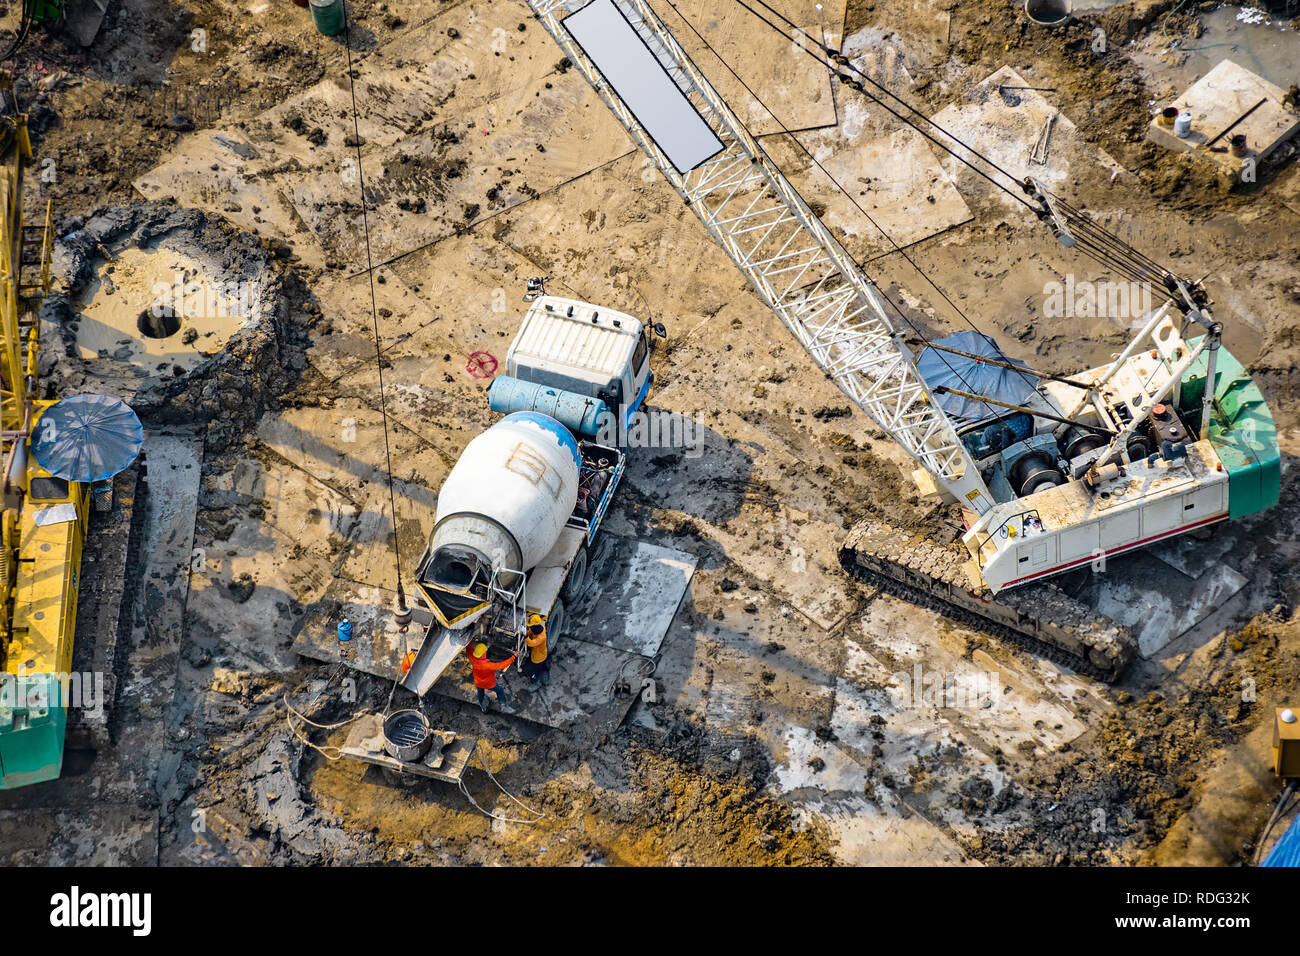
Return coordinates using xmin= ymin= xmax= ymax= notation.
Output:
xmin=965 ymin=608 xmax=1300 ymax=864
xmin=43 ymin=203 xmax=317 ymax=449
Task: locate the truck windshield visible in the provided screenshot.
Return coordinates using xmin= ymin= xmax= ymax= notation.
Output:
xmin=632 ymin=331 xmax=648 ymax=376
xmin=518 ymin=366 xmax=598 ymax=399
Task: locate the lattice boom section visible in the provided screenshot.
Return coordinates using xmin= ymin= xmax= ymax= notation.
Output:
xmin=528 ymin=0 xmax=989 ymax=503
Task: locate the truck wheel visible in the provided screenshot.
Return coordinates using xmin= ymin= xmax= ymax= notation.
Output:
xmin=547 ymin=600 xmax=566 ymax=656
xmin=560 ymin=547 xmax=589 ymax=605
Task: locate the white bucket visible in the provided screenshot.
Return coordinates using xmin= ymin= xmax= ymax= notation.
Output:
xmin=1174 ymin=111 xmax=1193 ymax=138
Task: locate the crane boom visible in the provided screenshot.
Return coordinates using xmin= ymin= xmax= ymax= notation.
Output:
xmin=527 ymin=0 xmax=995 ymax=514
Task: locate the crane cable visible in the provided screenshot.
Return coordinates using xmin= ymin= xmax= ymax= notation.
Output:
xmin=728 ymin=0 xmax=1191 ymax=420
xmin=733 ymin=0 xmax=1181 ymax=299
xmin=340 ymin=2 xmax=408 ymax=610
xmin=660 ymin=0 xmax=1054 ymax=431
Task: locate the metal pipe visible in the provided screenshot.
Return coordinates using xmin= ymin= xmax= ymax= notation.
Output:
xmin=1199 ymin=325 xmax=1222 ymax=438
xmin=1092 ymin=300 xmax=1174 ymax=391
xmin=2 ymin=399 xmax=30 ymax=496
xmin=1090 ymin=393 xmax=1118 ymax=432
xmin=1062 ymin=300 xmax=1174 ymax=422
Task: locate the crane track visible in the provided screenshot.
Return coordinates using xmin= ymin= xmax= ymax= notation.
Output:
xmin=841 ymin=518 xmax=1135 ymax=682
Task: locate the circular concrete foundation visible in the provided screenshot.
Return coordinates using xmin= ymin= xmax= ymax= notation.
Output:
xmin=45 ymin=204 xmax=304 ymax=448
xmin=74 ymin=245 xmax=252 ymax=383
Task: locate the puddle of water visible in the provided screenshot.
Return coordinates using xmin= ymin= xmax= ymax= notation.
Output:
xmin=76 ymin=247 xmax=251 ymax=378
xmin=1156 ymin=4 xmax=1300 ymax=90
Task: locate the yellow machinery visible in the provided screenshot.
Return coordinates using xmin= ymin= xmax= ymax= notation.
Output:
xmin=0 ymin=95 xmax=93 ymax=788
xmin=1274 ymin=708 xmax=1300 ymax=779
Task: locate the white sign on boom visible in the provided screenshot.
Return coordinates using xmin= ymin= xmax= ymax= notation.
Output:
xmin=562 ymin=0 xmax=724 ymax=174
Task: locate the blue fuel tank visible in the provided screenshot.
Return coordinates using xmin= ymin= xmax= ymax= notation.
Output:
xmin=487 ymin=376 xmax=609 ymax=437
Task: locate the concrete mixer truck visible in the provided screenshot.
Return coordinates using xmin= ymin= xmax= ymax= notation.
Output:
xmin=399 ymin=293 xmax=665 ymax=694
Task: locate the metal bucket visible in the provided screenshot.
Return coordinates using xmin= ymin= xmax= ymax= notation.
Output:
xmin=383 ymin=709 xmax=433 ymax=762
xmin=309 ymin=0 xmax=346 ymax=36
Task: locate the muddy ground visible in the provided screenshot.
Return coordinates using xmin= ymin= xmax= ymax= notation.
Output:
xmin=1 ymin=0 xmax=1298 ymax=866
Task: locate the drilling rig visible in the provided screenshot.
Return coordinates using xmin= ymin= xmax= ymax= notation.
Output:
xmin=0 ymin=89 xmax=141 ymax=788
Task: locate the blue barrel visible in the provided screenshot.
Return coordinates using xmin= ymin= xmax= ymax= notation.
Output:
xmin=488 ymin=376 xmax=609 ymax=437
xmin=337 ymin=619 xmax=353 ymax=642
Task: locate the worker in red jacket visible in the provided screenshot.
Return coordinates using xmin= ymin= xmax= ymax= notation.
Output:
xmin=467 ymin=642 xmax=514 ymax=713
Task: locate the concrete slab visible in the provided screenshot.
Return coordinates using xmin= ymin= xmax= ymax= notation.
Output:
xmin=121 ymin=433 xmax=202 ymax=661
xmin=618 ymin=405 xmax=854 ymax=630
xmin=814 ymin=593 xmax=1121 ymax=851
xmin=770 ymin=722 xmax=975 ymax=864
xmin=1086 ymin=554 xmax=1250 ymax=658
xmin=291 ymin=589 xmax=645 ymax=732
xmin=841 ymin=5 xmax=951 ymax=78
xmin=293 ymin=579 xmax=421 ymax=683
xmin=783 ymin=125 xmax=973 ymax=260
xmin=430 ymin=638 xmax=644 ymax=731
xmin=106 ymin=432 xmax=203 ymax=807
xmin=275 ymin=76 xmax=630 ymax=269
xmin=571 ymin=535 xmax=696 ymax=655
xmin=296 ymin=535 xmax=696 ymax=730
xmin=1147 ymin=526 xmax=1240 ymax=579
xmin=849 ymin=596 xmax=1096 ymax=762
xmin=801 ymin=794 xmax=975 ymax=865
xmin=252 ymin=402 xmax=451 ymax=599
xmin=187 ymin=449 xmax=359 ymax=672
xmin=135 ymin=2 xmax=634 ymax=271
xmin=1146 ymin=59 xmax=1300 ymax=171
xmin=255 ymin=403 xmax=453 ymax=508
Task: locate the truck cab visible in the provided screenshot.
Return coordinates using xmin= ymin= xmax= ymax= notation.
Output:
xmin=502 ymin=295 xmax=655 ymax=430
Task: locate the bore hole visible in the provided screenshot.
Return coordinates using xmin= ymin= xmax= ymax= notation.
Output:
xmin=138 ymin=304 xmax=181 ymax=339
xmin=1025 ymin=0 xmax=1070 ymax=24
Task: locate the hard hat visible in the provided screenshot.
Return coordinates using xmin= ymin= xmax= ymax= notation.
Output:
xmin=527 ymin=613 xmax=543 ymax=627
xmin=473 ymin=643 xmax=488 ymax=658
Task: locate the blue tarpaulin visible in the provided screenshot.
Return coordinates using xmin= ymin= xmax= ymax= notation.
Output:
xmin=916 ymin=331 xmax=1039 ymax=424
xmin=31 ymin=394 xmax=143 ymax=483
xmin=1263 ymin=811 xmax=1300 ymax=867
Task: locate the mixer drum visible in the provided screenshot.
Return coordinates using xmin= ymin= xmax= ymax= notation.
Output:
xmin=429 ymin=412 xmax=580 ymax=591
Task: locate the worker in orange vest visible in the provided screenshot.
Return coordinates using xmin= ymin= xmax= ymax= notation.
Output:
xmin=524 ymin=613 xmax=551 ymax=687
xmin=467 ymin=642 xmax=514 ymax=713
